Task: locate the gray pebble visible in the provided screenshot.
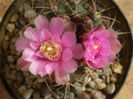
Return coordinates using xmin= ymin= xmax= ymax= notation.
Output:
xmin=74 ymin=82 xmax=82 ymax=94
xmin=33 ymin=91 xmax=40 ymax=99
xmin=7 ymin=56 xmax=14 ymax=63
xmin=67 ymin=92 xmax=75 ymax=99
xmin=95 ymin=78 xmax=106 ymax=89
xmin=10 ymin=14 xmax=19 ymax=23
xmin=6 ymin=23 xmax=15 ymax=32
xmin=111 ymin=62 xmax=123 ymax=74
xmin=88 ymin=81 xmax=96 ymax=89
xmin=22 ymin=89 xmax=33 ymax=99
xmin=18 ymin=85 xmax=27 ymax=94
xmin=24 ymin=9 xmax=37 ymax=19
xmin=106 ymin=83 xmax=115 ymax=94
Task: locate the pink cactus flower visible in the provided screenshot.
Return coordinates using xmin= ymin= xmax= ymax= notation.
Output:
xmin=15 ymin=15 xmax=84 ymax=85
xmin=83 ymin=25 xmax=122 ymax=69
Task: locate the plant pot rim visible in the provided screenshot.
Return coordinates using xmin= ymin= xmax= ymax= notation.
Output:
xmin=0 ymin=0 xmax=132 ymax=99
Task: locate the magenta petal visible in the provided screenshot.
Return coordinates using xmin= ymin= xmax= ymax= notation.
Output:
xmin=15 ymin=37 xmax=30 ymax=52
xmin=17 ymin=57 xmax=30 ymax=71
xmin=62 ymin=59 xmax=77 ymax=73
xmin=54 ymin=67 xmax=70 ymax=85
xmin=36 ymin=51 xmax=44 ymax=59
xmin=34 ymin=15 xmax=49 ymax=29
xmin=70 ymin=44 xmax=84 ymax=59
xmin=24 ymin=27 xmax=39 ymax=42
xmin=62 ymin=48 xmax=73 ymax=61
xmin=45 ymin=62 xmax=58 ymax=75
xmin=22 ymin=48 xmax=37 ymax=62
xmin=50 ymin=17 xmax=64 ymax=36
xmin=29 ymin=60 xmax=48 ymax=76
xmin=30 ymin=42 xmax=40 ymax=50
xmin=62 ymin=32 xmax=76 ymax=47
xmin=40 ymin=29 xmax=52 ymax=41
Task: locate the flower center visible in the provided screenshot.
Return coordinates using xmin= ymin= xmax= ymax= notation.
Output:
xmin=39 ymin=40 xmax=61 ymax=61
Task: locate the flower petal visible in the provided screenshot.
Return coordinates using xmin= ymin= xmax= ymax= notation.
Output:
xmin=62 ymin=48 xmax=73 ymax=61
xmin=62 ymin=32 xmax=76 ymax=47
xmin=29 ymin=60 xmax=48 ymax=76
xmin=45 ymin=62 xmax=58 ymax=75
xmin=34 ymin=15 xmax=49 ymax=29
xmin=30 ymin=42 xmax=40 ymax=50
xmin=50 ymin=17 xmax=65 ymax=36
xmin=54 ymin=67 xmax=70 ymax=85
xmin=64 ymin=22 xmax=76 ymax=33
xmin=62 ymin=59 xmax=77 ymax=73
xmin=40 ymin=29 xmax=52 ymax=41
xmin=15 ymin=37 xmax=30 ymax=52
xmin=17 ymin=57 xmax=30 ymax=71
xmin=24 ymin=27 xmax=40 ymax=42
xmin=70 ymin=44 xmax=84 ymax=59
xmin=22 ymin=48 xmax=37 ymax=62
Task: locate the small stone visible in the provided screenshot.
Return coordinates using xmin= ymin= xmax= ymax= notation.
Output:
xmin=106 ymin=75 xmax=110 ymax=84
xmin=6 ymin=23 xmax=15 ymax=32
xmin=74 ymin=82 xmax=82 ymax=94
xmin=33 ymin=91 xmax=40 ymax=99
xmin=24 ymin=9 xmax=37 ymax=19
xmin=10 ymin=14 xmax=19 ymax=22
xmin=90 ymin=90 xmax=105 ymax=99
xmin=95 ymin=78 xmax=106 ymax=89
xmin=66 ymin=92 xmax=75 ymax=99
xmin=86 ymin=88 xmax=92 ymax=92
xmin=110 ymin=76 xmax=117 ymax=83
xmin=44 ymin=93 xmax=53 ymax=99
xmin=18 ymin=85 xmax=27 ymax=94
xmin=22 ymin=89 xmax=33 ymax=99
xmin=106 ymin=83 xmax=115 ymax=94
xmin=19 ymin=17 xmax=26 ymax=26
xmin=111 ymin=62 xmax=123 ymax=74
xmin=40 ymin=85 xmax=50 ymax=97
xmin=25 ymin=78 xmax=33 ymax=86
xmin=7 ymin=56 xmax=14 ymax=63
xmin=4 ymin=36 xmax=9 ymax=40
xmin=88 ymin=81 xmax=96 ymax=89
xmin=19 ymin=5 xmax=24 ymax=13
xmin=16 ymin=71 xmax=24 ymax=82
xmin=92 ymin=72 xmax=99 ymax=79
xmin=75 ymin=92 xmax=91 ymax=99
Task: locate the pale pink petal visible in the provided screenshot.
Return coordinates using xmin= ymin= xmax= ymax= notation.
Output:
xmin=62 ymin=59 xmax=77 ymax=73
xmin=15 ymin=37 xmax=30 ymax=52
xmin=34 ymin=15 xmax=49 ymax=29
xmin=54 ymin=67 xmax=70 ymax=85
xmin=62 ymin=32 xmax=76 ymax=47
xmin=45 ymin=62 xmax=58 ymax=75
xmin=30 ymin=42 xmax=40 ymax=50
xmin=22 ymin=48 xmax=37 ymax=62
xmin=64 ymin=22 xmax=76 ymax=33
xmin=62 ymin=48 xmax=73 ymax=61
xmin=40 ymin=29 xmax=52 ymax=42
xmin=17 ymin=57 xmax=30 ymax=71
xmin=110 ymin=39 xmax=122 ymax=54
xmin=50 ymin=17 xmax=65 ymax=36
xmin=29 ymin=60 xmax=48 ymax=76
xmin=52 ymin=35 xmax=61 ymax=43
xmin=36 ymin=51 xmax=44 ymax=59
xmin=24 ymin=27 xmax=39 ymax=42
xmin=70 ymin=44 xmax=84 ymax=59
